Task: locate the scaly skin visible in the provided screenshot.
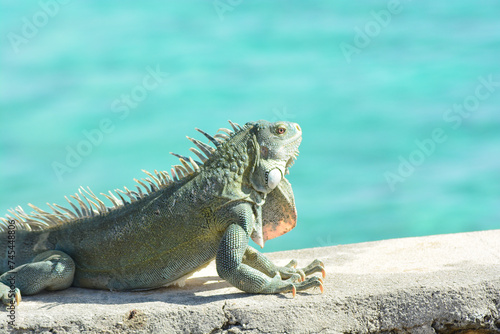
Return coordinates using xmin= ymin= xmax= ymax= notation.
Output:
xmin=0 ymin=120 xmax=325 ymax=305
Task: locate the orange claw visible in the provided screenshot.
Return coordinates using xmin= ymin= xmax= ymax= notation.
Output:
xmin=15 ymin=290 xmax=21 ymax=305
xmin=292 ymin=285 xmax=296 ymax=298
xmin=321 ymin=268 xmax=326 ymax=278
xmin=319 ymin=281 xmax=324 ymax=294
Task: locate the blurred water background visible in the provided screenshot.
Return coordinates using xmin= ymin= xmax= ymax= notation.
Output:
xmin=1 ymin=0 xmax=499 ymax=252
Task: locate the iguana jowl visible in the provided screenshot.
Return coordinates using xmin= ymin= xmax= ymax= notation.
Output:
xmin=0 ymin=120 xmax=324 ymax=305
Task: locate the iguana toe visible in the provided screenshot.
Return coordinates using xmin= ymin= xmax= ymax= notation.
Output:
xmin=294 ymin=276 xmax=324 ymax=294
xmin=276 ymin=264 xmax=305 ymax=281
xmin=301 ymin=259 xmax=326 ymax=278
xmin=284 ymin=259 xmax=297 ymax=268
xmin=284 ymin=273 xmax=303 ymax=284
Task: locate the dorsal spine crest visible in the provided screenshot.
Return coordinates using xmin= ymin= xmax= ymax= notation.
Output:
xmin=0 ymin=120 xmax=247 ymax=232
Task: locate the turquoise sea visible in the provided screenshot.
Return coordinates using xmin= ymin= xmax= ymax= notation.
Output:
xmin=1 ymin=1 xmax=499 ymax=252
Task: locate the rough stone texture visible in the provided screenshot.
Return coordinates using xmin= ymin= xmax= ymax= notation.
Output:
xmin=1 ymin=230 xmax=499 ymax=334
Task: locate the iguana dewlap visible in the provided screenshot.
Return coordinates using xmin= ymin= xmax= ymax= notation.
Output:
xmin=0 ymin=120 xmax=324 ymax=305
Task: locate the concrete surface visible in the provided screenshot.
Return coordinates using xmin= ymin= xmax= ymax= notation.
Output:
xmin=1 ymin=229 xmax=500 ymax=334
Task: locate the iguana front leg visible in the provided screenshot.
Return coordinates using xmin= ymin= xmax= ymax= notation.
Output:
xmin=216 ymin=205 xmax=324 ymax=295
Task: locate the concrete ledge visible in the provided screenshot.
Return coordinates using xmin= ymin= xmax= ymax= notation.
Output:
xmin=3 ymin=230 xmax=500 ymax=333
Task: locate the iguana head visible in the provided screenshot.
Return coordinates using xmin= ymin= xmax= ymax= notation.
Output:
xmin=248 ymin=120 xmax=302 ymax=194
xmin=245 ymin=120 xmax=302 ymax=248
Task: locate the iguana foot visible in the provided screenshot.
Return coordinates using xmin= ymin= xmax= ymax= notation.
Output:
xmin=262 ymin=272 xmax=323 ymax=297
xmin=0 ymin=283 xmax=21 ymax=306
xmin=276 ymin=259 xmax=325 ymax=282
xmin=276 ymin=260 xmax=325 ymax=296
xmin=0 ymin=250 xmax=75 ymax=305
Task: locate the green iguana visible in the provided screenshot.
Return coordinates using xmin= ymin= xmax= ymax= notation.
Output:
xmin=0 ymin=120 xmax=324 ymax=305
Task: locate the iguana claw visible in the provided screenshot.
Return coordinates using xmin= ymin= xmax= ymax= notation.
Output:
xmin=0 ymin=286 xmax=21 ymax=306
xmin=296 ymin=270 xmax=305 ymax=282
xmin=15 ymin=288 xmax=21 ymax=305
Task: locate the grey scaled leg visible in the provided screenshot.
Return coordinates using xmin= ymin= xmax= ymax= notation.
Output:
xmin=0 ymin=250 xmax=75 ymax=305
xmin=216 ymin=223 xmax=323 ymax=296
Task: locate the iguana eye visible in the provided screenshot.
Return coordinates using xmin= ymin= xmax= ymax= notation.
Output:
xmin=276 ymin=126 xmax=286 ymax=135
